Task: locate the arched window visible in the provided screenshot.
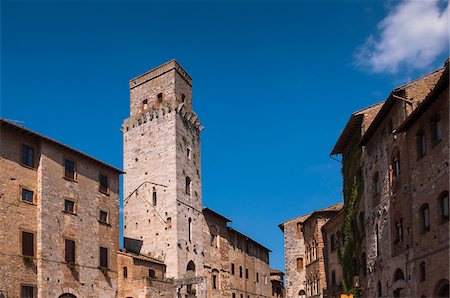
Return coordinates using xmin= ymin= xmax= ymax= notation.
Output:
xmin=123 ymin=266 xmax=128 ymax=278
xmin=420 ymin=204 xmax=430 ymax=232
xmin=416 ymin=129 xmax=427 ymax=159
xmin=188 ymin=218 xmax=192 ymax=242
xmin=186 ymin=260 xmax=196 ymax=274
xmin=149 ymin=268 xmax=156 ymax=278
xmin=439 ymin=191 xmax=449 ymax=221
xmin=431 ymin=114 xmax=442 ymax=145
xmin=394 ymin=268 xmax=405 ymax=281
xmin=152 ymin=187 xmax=157 ymax=206
xmin=181 ymin=93 xmax=186 ymax=103
xmin=185 ymin=176 xmax=191 ymax=196
xmin=373 ymin=172 xmax=381 ymax=196
xmin=377 ymin=281 xmax=382 ymax=297
xmin=212 ymin=269 xmax=219 ymax=289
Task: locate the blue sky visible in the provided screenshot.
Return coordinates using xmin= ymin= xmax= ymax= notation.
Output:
xmin=2 ymin=0 xmax=448 ymax=271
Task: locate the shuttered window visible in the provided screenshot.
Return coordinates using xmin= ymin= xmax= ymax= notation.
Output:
xmin=64 ymin=159 xmax=75 ymax=180
xmin=22 ymin=231 xmax=34 ymax=257
xmin=100 ymin=247 xmax=108 ymax=268
xmin=65 ymin=239 xmax=75 ymax=263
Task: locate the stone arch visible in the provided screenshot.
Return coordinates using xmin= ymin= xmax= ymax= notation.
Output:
xmin=299 ymin=289 xmax=306 ymax=298
xmin=394 ymin=268 xmax=405 ymax=281
xmin=434 ymin=279 xmax=449 ymax=297
xmin=59 ymin=295 xmax=77 ymax=298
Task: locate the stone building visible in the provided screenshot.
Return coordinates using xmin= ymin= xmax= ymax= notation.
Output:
xmin=122 ymin=60 xmax=271 ymax=297
xmin=270 ymin=270 xmax=284 ymax=297
xmin=0 ymin=119 xmax=122 ymax=298
xmin=329 ymin=59 xmax=449 ymax=297
xmin=278 ymin=213 xmax=310 ymax=298
xmin=279 ymin=204 xmax=342 ymax=298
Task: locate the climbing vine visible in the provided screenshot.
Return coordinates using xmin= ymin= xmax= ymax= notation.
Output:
xmin=338 ymin=136 xmax=364 ymax=295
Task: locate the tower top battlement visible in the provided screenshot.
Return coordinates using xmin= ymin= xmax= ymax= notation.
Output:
xmin=129 ymin=59 xmax=192 ymax=89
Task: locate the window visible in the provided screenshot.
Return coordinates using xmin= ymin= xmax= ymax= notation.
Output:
xmin=231 ymin=263 xmax=235 ymax=275
xmin=99 ymin=247 xmax=108 ymax=268
xmin=123 ymin=266 xmax=128 ymax=278
xmin=396 ymin=218 xmax=403 ymax=242
xmin=245 ymin=268 xmax=249 ymax=279
xmin=421 ymin=204 xmax=430 ymax=231
xmin=361 ymin=253 xmax=367 ymax=277
xmin=420 ymin=262 xmax=426 ymax=281
xmin=143 ymin=99 xmax=148 ymax=105
xmin=21 ymin=285 xmax=34 ymax=298
xmin=187 ymin=148 xmax=191 ymax=159
xmin=99 ymin=174 xmax=108 ymax=193
xmin=22 ymin=231 xmax=34 ymax=257
xmin=181 ymin=93 xmax=186 ymax=103
xmin=21 ymin=144 xmax=34 ymax=167
xmin=331 ymin=270 xmax=336 ymax=285
xmin=64 ymin=199 xmax=75 ymax=213
xmin=416 ymin=129 xmax=426 ymax=159
xmin=64 ymin=159 xmax=75 ymax=180
xmin=296 ymin=257 xmax=304 ymax=270
xmin=375 ymin=224 xmax=379 ymax=256
xmin=431 ymin=115 xmax=442 ymax=145
xmin=330 ymin=234 xmax=336 ymax=251
xmin=239 ymin=266 xmax=243 ymax=278
xmin=185 ymin=176 xmax=191 ymax=196
xmin=373 ymin=172 xmax=381 ymax=196
xmin=149 ymin=269 xmax=156 ymax=278
xmin=99 ymin=210 xmax=108 ymax=224
xmin=394 ymin=268 xmax=405 ymax=281
xmin=188 ymin=218 xmax=192 ymax=242
xmin=64 ymin=239 xmax=75 ymax=263
xmin=256 ymin=272 xmax=259 ymax=282
xmin=392 ymin=151 xmax=401 ymax=181
xmin=440 ymin=191 xmax=449 ymax=220
xmin=152 ymin=187 xmax=157 ymax=206
xmin=212 ymin=274 xmax=217 ymax=289
xmin=21 ymin=189 xmax=33 ymax=204
xmin=232 ymin=294 xmax=236 ymax=298
xmin=157 ymin=93 xmax=163 ymax=103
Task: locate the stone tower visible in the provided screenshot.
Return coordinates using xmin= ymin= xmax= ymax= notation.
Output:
xmin=122 ymin=60 xmax=204 ymax=284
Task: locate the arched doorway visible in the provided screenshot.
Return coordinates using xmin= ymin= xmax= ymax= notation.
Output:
xmin=299 ymin=289 xmax=306 ymax=298
xmin=434 ymin=279 xmax=449 ymax=297
xmin=59 ymin=294 xmax=77 ymax=298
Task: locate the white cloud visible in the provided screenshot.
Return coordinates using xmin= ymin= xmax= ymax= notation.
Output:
xmin=355 ymin=0 xmax=449 ymax=73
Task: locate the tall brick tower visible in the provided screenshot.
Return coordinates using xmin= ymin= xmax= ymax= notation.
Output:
xmin=122 ymin=60 xmax=204 ymax=288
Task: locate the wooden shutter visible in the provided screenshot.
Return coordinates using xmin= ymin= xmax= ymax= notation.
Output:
xmin=65 ymin=239 xmax=75 ymax=263
xmin=22 ymin=232 xmax=34 ymax=257
xmin=100 ymin=247 xmax=108 ymax=268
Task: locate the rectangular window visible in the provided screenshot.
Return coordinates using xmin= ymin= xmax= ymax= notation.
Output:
xmin=21 ymin=285 xmax=35 ymax=298
xmin=245 ymin=268 xmax=249 ymax=279
xmin=239 ymin=266 xmax=243 ymax=278
xmin=231 ymin=263 xmax=235 ymax=275
xmin=65 ymin=239 xmax=75 ymax=263
xmin=99 ymin=246 xmax=108 ymax=268
xmin=423 ymin=207 xmax=430 ymax=231
xmin=64 ymin=159 xmax=75 ymax=180
xmin=432 ymin=118 xmax=442 ymax=144
xmin=296 ymin=257 xmax=304 ymax=270
xmin=330 ymin=234 xmax=336 ymax=251
xmin=21 ymin=189 xmax=34 ymax=203
xmin=185 ymin=176 xmax=191 ymax=196
xmin=99 ymin=210 xmax=108 ymax=224
xmin=64 ymin=199 xmax=75 ymax=213
xmin=99 ymin=174 xmax=108 ymax=193
xmin=22 ymin=231 xmax=34 ymax=257
xmin=21 ymin=144 xmax=34 ymax=167
xmin=256 ymin=272 xmax=259 ymax=282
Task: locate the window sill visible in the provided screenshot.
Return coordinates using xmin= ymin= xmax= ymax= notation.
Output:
xmin=63 ymin=176 xmax=77 ymax=183
xmin=99 ymin=189 xmax=110 ymax=196
xmin=62 ymin=210 xmax=77 ymax=216
xmin=19 ymin=163 xmax=37 ymax=171
xmin=98 ymin=220 xmax=111 ymax=227
xmin=20 ymin=200 xmax=36 ymax=206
